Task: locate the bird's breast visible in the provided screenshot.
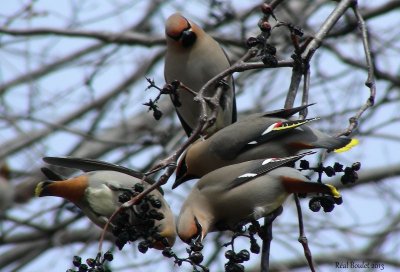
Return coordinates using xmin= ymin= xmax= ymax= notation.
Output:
xmin=85 ymin=185 xmax=119 ymax=217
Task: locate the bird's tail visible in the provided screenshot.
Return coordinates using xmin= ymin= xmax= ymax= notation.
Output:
xmin=334 ymin=138 xmax=359 ymax=153
xmin=35 ymin=181 xmax=53 ymax=197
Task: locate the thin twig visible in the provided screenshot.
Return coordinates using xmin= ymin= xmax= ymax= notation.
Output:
xmin=300 ymin=68 xmax=311 ymax=119
xmin=337 ymin=2 xmax=376 ymax=137
xmin=260 ymin=207 xmax=283 ymax=272
xmin=294 ymin=195 xmax=316 ymax=272
xmin=302 ymin=0 xmax=356 ymax=63
xmin=284 ymin=57 xmax=303 ymax=109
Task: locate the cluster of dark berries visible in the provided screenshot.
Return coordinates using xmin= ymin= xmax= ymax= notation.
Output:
xmin=247 ymin=223 xmax=261 ymax=254
xmin=309 ymin=195 xmax=343 ymax=213
xmin=340 ymin=162 xmax=361 ymax=184
xmin=186 ymin=240 xmax=205 ymax=266
xmin=144 ymin=78 xmax=181 ymax=120
xmin=221 ymin=222 xmax=263 ymax=272
xmin=224 ymin=249 xmax=250 ymax=272
xmin=67 ymin=251 xmax=113 ymax=272
xmin=299 ymin=160 xmax=361 ymax=184
xmin=299 ymin=160 xmax=361 ymax=213
xmin=246 ymin=3 xmax=277 ymax=66
xmin=112 ymin=183 xmax=168 ymax=251
xmin=161 ymin=241 xmax=209 ymax=272
xmin=246 ymin=36 xmax=277 ymax=66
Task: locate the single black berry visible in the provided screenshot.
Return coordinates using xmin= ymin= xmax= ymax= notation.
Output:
xmin=250 ymin=241 xmax=260 ymax=254
xmin=78 ymin=264 xmax=88 ymax=272
xmin=300 ymin=160 xmax=310 ymax=169
xmin=324 ymin=166 xmax=335 ymax=177
xmin=73 ymin=256 xmax=82 ymax=267
xmin=103 ymin=251 xmax=113 ymax=261
xmin=246 ymin=37 xmax=259 ymax=48
xmin=225 ymin=250 xmax=236 ymax=260
xmin=190 ymin=240 xmax=204 ymax=252
xmin=352 ymin=162 xmax=361 ymax=171
xmin=86 ymin=258 xmax=95 ymax=268
xmin=138 ymin=241 xmax=149 ymax=253
xmin=225 ymin=262 xmax=245 ymax=272
xmin=162 ymin=247 xmax=174 ymax=258
xmin=333 ymin=162 xmax=343 ymax=172
xmin=134 ymin=183 xmax=144 ymax=193
xmin=153 ymin=109 xmax=162 ymax=120
xmin=190 ymin=252 xmax=204 ymax=265
xmin=237 ymin=250 xmax=250 ymax=262
xmin=309 ymin=198 xmax=321 ymax=212
xmin=320 ymin=197 xmax=335 ymax=212
xmin=150 ymin=199 xmax=162 ymax=209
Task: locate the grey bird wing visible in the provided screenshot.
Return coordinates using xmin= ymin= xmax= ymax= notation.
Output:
xmin=42 ymin=157 xmax=162 ymax=193
xmin=242 ymin=117 xmax=320 ymax=148
xmin=40 ymin=167 xmax=64 ymax=181
xmin=210 ymin=113 xmax=317 ymax=160
xmin=221 ymin=47 xmax=237 ymax=124
xmin=175 ymin=108 xmax=196 ymax=137
xmin=226 ymin=151 xmax=314 ymax=190
xmin=261 ymin=104 xmax=315 ymax=119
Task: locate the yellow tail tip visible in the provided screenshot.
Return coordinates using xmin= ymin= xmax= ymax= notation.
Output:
xmin=325 ymin=184 xmax=341 ymax=198
xmin=35 ymin=182 xmax=44 ymax=197
xmin=334 ymin=138 xmax=359 ymax=153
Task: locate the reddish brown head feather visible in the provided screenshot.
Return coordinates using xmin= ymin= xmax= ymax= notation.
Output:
xmin=165 ymin=13 xmax=190 ymax=39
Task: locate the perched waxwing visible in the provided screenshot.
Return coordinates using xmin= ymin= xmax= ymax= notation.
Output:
xmin=0 ymin=163 xmax=14 ymax=212
xmin=174 ymin=104 xmax=358 ymax=188
xmin=164 ymin=12 xmax=236 ymax=136
xmin=177 ymin=152 xmax=342 ymax=243
xmin=35 ymin=157 xmax=176 ymax=249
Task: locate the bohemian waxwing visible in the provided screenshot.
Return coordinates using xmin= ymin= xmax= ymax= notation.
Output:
xmin=0 ymin=163 xmax=14 ymax=213
xmin=173 ymin=104 xmax=358 ymax=188
xmin=164 ymin=12 xmax=236 ymax=137
xmin=176 ymin=152 xmax=342 ymax=243
xmin=35 ymin=157 xmax=176 ymax=249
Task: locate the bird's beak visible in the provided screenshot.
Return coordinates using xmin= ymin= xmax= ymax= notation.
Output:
xmin=172 ymin=173 xmax=198 ymax=189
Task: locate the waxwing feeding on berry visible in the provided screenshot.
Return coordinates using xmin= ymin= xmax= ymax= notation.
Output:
xmin=176 ymin=152 xmax=342 ymax=243
xmin=35 ymin=157 xmax=176 ymax=249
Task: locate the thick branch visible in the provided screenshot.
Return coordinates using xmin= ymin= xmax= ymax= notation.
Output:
xmin=0 ymin=27 xmax=165 ymax=46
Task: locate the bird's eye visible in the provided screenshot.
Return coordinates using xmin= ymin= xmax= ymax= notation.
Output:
xmin=181 ymin=30 xmax=197 ymax=47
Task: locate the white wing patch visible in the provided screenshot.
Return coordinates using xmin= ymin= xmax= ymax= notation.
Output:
xmin=262 ymin=158 xmax=274 ymax=165
xmin=238 ymin=173 xmax=257 ymax=178
xmin=261 ymin=123 xmax=277 ymax=135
